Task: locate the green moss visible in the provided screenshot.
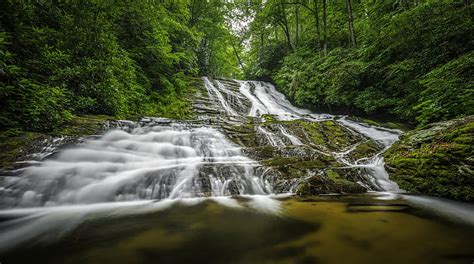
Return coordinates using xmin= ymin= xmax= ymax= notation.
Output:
xmin=277 ymin=119 xmax=360 ymax=151
xmin=349 ymin=140 xmax=381 ymax=161
xmin=262 ymin=157 xmax=301 ymax=167
xmin=51 ymin=115 xmax=114 ymax=137
xmin=385 ymin=116 xmax=474 ymax=201
xmin=295 ymin=169 xmax=366 ymax=196
xmin=326 ymin=169 xmax=344 ymax=183
xmin=0 ymin=131 xmax=44 ymax=170
xmin=261 ymin=114 xmax=276 ymax=122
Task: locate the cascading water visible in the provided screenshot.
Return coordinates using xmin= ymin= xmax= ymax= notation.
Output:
xmin=2 ymin=77 xmax=403 ymax=209
xmin=337 ymin=117 xmax=402 ymax=191
xmin=203 ymin=77 xmax=402 ymax=192
xmin=2 ymin=77 xmax=474 ymax=262
xmin=2 ymin=124 xmax=272 ymax=208
xmin=237 ymin=80 xmax=332 ymax=121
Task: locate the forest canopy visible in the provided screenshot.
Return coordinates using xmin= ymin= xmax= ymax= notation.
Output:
xmin=0 ymin=0 xmax=240 ymax=131
xmin=1 ymin=0 xmax=473 ymax=132
xmin=237 ymin=0 xmax=473 ymax=125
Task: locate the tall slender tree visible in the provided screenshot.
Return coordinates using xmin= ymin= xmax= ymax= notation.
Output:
xmin=345 ymin=0 xmax=357 ymax=47
xmin=322 ymin=0 xmax=327 ymax=53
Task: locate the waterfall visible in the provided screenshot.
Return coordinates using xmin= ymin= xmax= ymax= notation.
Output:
xmin=277 ymin=125 xmax=303 ymax=145
xmin=2 ymin=77 xmax=403 ymax=209
xmin=237 ymin=80 xmax=332 ymax=121
xmin=2 ymin=125 xmax=271 ymax=207
xmin=257 ymin=126 xmax=285 ymax=147
xmin=337 ymin=117 xmax=402 ymax=191
xmin=203 ymin=77 xmax=238 ymax=116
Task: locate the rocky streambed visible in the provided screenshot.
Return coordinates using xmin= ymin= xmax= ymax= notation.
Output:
xmin=0 ymin=77 xmax=473 ymax=264
xmin=1 ymin=77 xmax=472 ymax=203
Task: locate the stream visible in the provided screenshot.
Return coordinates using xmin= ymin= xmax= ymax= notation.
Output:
xmin=0 ymin=78 xmax=473 ymax=263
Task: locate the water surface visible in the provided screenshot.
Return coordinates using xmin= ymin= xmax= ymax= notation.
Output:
xmin=1 ymin=194 xmax=473 ymax=264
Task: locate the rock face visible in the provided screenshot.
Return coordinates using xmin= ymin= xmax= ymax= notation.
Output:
xmin=384 ymin=116 xmax=474 ymax=201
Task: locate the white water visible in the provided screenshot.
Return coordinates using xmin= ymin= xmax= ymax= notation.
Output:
xmin=238 ymin=80 xmax=333 ymax=121
xmin=257 ymin=126 xmax=285 ymax=147
xmin=203 ymin=77 xmax=238 ymax=116
xmin=2 ymin=78 xmax=405 ymax=208
xmin=1 ymin=77 xmax=473 ymax=255
xmin=278 ymin=124 xmax=304 ymax=145
xmin=3 ymin=126 xmax=272 ymax=207
xmin=337 ymin=117 xmax=402 ymax=191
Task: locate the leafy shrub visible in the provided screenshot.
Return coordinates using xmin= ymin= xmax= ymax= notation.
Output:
xmin=415 ymin=51 xmax=474 ymax=125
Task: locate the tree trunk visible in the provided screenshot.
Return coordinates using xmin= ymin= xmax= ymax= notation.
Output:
xmin=345 ymin=0 xmax=357 ymax=48
xmin=260 ymin=2 xmax=264 ymax=51
xmin=465 ymin=0 xmax=473 ymax=20
xmin=275 ymin=24 xmax=279 ymax=41
xmin=322 ymin=0 xmax=327 ymax=54
xmin=295 ymin=2 xmax=299 ymax=46
xmin=313 ymin=0 xmax=321 ymax=47
xmin=279 ymin=3 xmax=293 ymax=50
xmin=283 ymin=23 xmax=292 ymax=50
xmin=230 ymin=38 xmax=244 ymax=70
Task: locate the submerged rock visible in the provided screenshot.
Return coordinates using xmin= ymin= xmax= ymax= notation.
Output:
xmin=384 ymin=116 xmax=474 ymax=201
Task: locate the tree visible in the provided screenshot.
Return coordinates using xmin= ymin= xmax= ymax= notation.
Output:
xmin=345 ymin=0 xmax=357 ymax=47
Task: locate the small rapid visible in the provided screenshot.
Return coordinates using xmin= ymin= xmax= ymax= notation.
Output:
xmin=337 ymin=117 xmax=402 ymax=191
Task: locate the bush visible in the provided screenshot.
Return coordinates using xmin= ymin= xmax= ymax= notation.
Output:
xmin=270 ymin=2 xmax=473 ymax=125
xmin=415 ymin=51 xmax=474 ymax=125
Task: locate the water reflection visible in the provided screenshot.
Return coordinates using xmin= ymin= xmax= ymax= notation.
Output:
xmin=1 ymin=194 xmax=473 ymax=264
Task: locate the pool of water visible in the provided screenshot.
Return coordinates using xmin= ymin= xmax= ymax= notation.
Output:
xmin=1 ymin=193 xmax=473 ymax=264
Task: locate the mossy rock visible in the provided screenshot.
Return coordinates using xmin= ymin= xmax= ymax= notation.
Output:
xmin=347 ymin=140 xmax=382 ymax=162
xmin=51 ymin=115 xmax=114 ymax=137
xmin=384 ymin=115 xmax=474 ymax=201
xmin=260 ymin=119 xmax=363 ymax=152
xmin=0 ymin=115 xmax=114 ymax=171
xmin=295 ymin=169 xmax=366 ymax=196
xmin=223 ymin=116 xmax=372 ymax=195
xmin=0 ymin=131 xmax=45 ymax=170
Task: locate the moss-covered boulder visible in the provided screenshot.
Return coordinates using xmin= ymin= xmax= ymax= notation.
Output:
xmin=296 ymin=169 xmax=366 ymax=196
xmin=384 ymin=116 xmax=474 ymax=201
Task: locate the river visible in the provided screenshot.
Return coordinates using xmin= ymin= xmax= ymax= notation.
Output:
xmin=0 ymin=78 xmax=473 ymax=263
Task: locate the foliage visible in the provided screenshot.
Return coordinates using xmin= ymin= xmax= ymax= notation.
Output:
xmin=0 ymin=0 xmax=239 ymax=132
xmin=243 ymin=0 xmax=473 ymax=125
xmin=415 ymin=51 xmax=474 ymax=125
